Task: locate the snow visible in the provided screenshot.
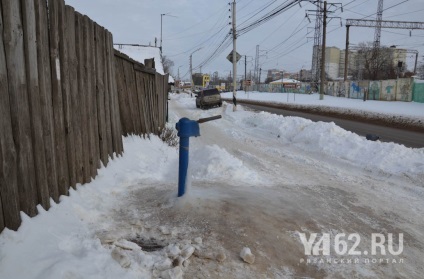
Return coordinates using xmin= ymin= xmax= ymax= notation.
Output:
xmin=116 ymin=45 xmax=164 ymax=75
xmin=222 ymin=91 xmax=424 ymax=119
xmin=1 ymin=93 xmax=423 ymax=278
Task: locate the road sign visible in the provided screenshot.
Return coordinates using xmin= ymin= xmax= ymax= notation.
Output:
xmin=227 ymin=51 xmax=241 ymax=63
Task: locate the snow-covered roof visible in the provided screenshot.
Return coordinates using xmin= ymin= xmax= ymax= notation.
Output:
xmin=270 ymin=78 xmax=301 ymax=84
xmin=168 ymin=75 xmax=175 ymax=83
xmin=115 ymin=45 xmax=164 ymax=75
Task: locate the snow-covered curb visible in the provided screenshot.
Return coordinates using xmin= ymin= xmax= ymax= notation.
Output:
xmin=222 ymin=98 xmax=424 ymax=131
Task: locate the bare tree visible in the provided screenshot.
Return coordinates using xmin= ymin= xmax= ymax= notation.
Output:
xmin=417 ymin=63 xmax=424 ymax=79
xmin=353 ymin=42 xmax=396 ymax=80
xmin=162 ymin=55 xmax=174 ymax=74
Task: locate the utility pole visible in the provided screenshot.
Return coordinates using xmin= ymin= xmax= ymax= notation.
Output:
xmin=372 ymin=0 xmax=384 ymax=79
xmin=189 ymin=48 xmax=202 ymax=93
xmin=232 ymin=0 xmax=237 ymax=111
xmin=244 ymin=55 xmax=247 ymax=93
xmin=259 ymin=68 xmax=262 ymax=84
xmin=344 ymin=25 xmax=349 ymax=81
xmin=254 ymin=45 xmax=259 ymax=83
xmin=319 ymin=1 xmax=327 ymax=100
xmin=310 ymin=0 xmax=323 ymax=85
xmin=160 ymin=13 xmax=165 ymax=52
xmin=306 ymin=1 xmax=342 ymax=98
xmin=189 ymin=55 xmax=192 ymax=91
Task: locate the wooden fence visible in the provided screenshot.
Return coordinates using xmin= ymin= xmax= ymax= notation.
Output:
xmin=0 ymin=0 xmax=126 ymax=232
xmin=114 ymin=51 xmax=169 ymax=136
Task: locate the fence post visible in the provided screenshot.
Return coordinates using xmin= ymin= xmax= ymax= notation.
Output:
xmin=21 ymin=0 xmax=50 ymax=209
xmin=3 ymin=0 xmax=38 ymax=217
xmin=35 ymin=0 xmax=59 ymax=201
xmin=48 ymin=0 xmax=70 ymax=196
xmin=0 ymin=1 xmax=21 ymax=230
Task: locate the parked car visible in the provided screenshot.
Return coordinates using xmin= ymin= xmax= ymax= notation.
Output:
xmin=196 ymin=88 xmax=222 ymax=109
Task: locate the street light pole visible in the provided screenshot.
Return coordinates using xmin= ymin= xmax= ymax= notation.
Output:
xmin=160 ymin=13 xmax=164 ymax=52
xmin=160 ymin=13 xmax=177 ymax=53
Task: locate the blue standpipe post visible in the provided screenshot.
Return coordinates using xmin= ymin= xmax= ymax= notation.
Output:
xmin=175 ymin=118 xmax=200 ymax=197
xmin=178 ymin=136 xmax=189 ymax=197
xmin=175 ymin=115 xmax=221 ymax=197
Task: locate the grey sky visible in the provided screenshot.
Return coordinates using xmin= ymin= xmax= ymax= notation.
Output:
xmin=65 ymin=0 xmax=424 ymax=80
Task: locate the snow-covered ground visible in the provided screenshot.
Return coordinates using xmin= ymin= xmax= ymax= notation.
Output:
xmin=222 ymin=91 xmax=424 ymax=119
xmin=0 ymin=93 xmax=423 ymax=278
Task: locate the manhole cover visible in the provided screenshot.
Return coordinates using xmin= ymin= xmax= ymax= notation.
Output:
xmin=130 ymin=237 xmax=166 ymax=252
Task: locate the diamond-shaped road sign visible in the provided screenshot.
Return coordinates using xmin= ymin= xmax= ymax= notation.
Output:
xmin=227 ymin=51 xmax=241 ymax=63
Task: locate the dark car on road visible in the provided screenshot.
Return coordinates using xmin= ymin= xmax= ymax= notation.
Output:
xmin=196 ymin=88 xmax=222 ymax=109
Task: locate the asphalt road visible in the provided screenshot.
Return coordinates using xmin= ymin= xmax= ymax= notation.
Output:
xmin=243 ymin=103 xmax=424 ymax=149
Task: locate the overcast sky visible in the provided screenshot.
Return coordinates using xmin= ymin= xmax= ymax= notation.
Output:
xmin=65 ymin=0 xmax=424 ymax=80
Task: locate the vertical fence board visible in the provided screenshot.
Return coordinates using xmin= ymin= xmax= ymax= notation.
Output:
xmin=115 ymin=58 xmax=129 ymax=135
xmin=59 ymin=0 xmax=76 ymax=189
xmin=35 ymin=0 xmax=59 ymax=202
xmin=89 ymin=19 xmax=100 ymax=174
xmin=106 ymin=34 xmax=122 ymax=154
xmin=102 ymin=30 xmax=113 ymax=159
xmin=22 ymin=0 xmax=50 ymax=209
xmin=156 ymin=73 xmax=163 ymax=130
xmin=75 ymin=12 xmax=90 ymax=183
xmin=83 ymin=16 xmax=95 ymax=177
xmin=122 ymin=60 xmax=139 ymax=133
xmin=94 ymin=24 xmax=108 ymax=166
xmin=0 ymin=1 xmax=21 ymax=229
xmin=144 ymin=75 xmax=152 ymax=135
xmin=2 ymin=0 xmax=38 ymax=216
xmin=65 ymin=5 xmax=82 ymax=187
xmin=48 ymin=0 xmax=69 ymax=196
xmin=135 ymin=73 xmax=147 ymax=134
xmin=148 ymin=75 xmax=155 ymax=133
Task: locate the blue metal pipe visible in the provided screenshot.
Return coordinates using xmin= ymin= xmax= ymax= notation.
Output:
xmin=178 ymin=136 xmax=190 ymax=197
xmin=175 ymin=116 xmax=220 ymax=197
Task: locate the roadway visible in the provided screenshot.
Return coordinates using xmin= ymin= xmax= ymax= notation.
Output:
xmin=243 ymin=103 xmax=424 ymax=149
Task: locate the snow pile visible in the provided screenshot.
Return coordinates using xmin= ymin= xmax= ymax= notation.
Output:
xmin=221 ymin=104 xmax=424 ymax=178
xmin=190 ymin=144 xmax=260 ymax=185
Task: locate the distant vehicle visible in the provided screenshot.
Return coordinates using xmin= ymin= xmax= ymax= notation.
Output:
xmin=196 ymin=88 xmax=222 ymax=109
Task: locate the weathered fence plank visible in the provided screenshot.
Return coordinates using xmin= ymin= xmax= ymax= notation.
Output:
xmin=0 ymin=1 xmax=21 ymax=229
xmin=2 ymin=0 xmax=38 ymax=216
xmin=22 ymin=0 xmax=50 ymax=209
xmin=75 ymin=12 xmax=90 ymax=183
xmin=65 ymin=5 xmax=83 ymax=187
xmin=35 ymin=0 xmax=59 ymax=202
xmin=59 ymin=0 xmax=76 ymax=189
xmin=115 ymin=58 xmax=129 ymax=135
xmin=102 ymin=30 xmax=113 ymax=159
xmin=88 ymin=18 xmax=100 ymax=175
xmin=147 ymin=74 xmax=155 ymax=134
xmin=123 ymin=59 xmax=140 ymax=134
xmin=106 ymin=33 xmax=123 ymax=154
xmin=135 ymin=72 xmax=148 ymax=134
xmin=95 ymin=24 xmax=108 ymax=166
xmin=48 ymin=0 xmax=69 ymax=196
